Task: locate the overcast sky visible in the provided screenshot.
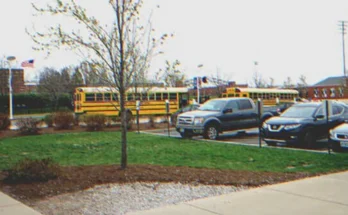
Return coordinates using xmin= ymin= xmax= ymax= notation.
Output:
xmin=1 ymin=0 xmax=348 ymax=86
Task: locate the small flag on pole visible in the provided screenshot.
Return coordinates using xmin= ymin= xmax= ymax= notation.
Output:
xmin=21 ymin=59 xmax=35 ymax=68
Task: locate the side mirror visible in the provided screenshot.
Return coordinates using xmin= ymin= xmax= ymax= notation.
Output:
xmin=315 ymin=114 xmax=325 ymax=120
xmin=223 ymin=108 xmax=233 ymax=114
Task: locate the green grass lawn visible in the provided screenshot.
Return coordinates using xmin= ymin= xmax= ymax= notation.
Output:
xmin=1 ymin=131 xmax=348 ymax=174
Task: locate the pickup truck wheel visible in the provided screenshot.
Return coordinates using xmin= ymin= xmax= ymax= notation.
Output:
xmin=180 ymin=131 xmax=193 ymax=139
xmin=302 ymin=131 xmax=315 ymax=148
xmin=203 ymin=125 xmax=219 ymax=140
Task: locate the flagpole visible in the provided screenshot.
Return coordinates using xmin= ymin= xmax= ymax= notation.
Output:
xmin=6 ymin=56 xmax=16 ymax=120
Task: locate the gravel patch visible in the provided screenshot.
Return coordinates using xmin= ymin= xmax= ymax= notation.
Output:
xmin=30 ymin=182 xmax=248 ymax=215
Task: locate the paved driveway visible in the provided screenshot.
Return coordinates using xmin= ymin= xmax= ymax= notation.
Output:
xmin=142 ymin=127 xmax=331 ymax=152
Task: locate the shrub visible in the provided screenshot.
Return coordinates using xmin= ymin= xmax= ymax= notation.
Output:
xmin=52 ymin=111 xmax=74 ymax=130
xmin=148 ymin=116 xmax=156 ymax=128
xmin=44 ymin=114 xmax=54 ymax=127
xmin=0 ymin=114 xmax=10 ymax=131
xmin=105 ymin=116 xmax=118 ymax=127
xmin=162 ymin=116 xmax=169 ymax=124
xmin=4 ymin=158 xmax=61 ymax=184
xmin=84 ymin=114 xmax=106 ymax=131
xmin=15 ymin=118 xmax=40 ymax=135
xmin=126 ymin=111 xmax=133 ymax=129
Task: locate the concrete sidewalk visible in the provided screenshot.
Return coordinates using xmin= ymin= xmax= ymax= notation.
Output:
xmin=128 ymin=171 xmax=348 ymax=215
xmin=0 ymin=192 xmax=42 ymax=215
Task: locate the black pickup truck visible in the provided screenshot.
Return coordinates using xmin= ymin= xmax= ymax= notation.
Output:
xmin=175 ymin=97 xmax=286 ymax=140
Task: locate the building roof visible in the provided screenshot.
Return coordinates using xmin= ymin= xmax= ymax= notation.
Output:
xmin=313 ymin=76 xmax=347 ymax=87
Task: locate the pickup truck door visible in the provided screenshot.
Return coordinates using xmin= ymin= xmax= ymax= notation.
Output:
xmin=238 ymin=99 xmax=258 ymax=128
xmin=219 ymin=100 xmax=242 ymax=130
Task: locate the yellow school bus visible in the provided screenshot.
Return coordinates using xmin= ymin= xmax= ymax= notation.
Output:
xmin=74 ymin=86 xmax=190 ymax=117
xmin=221 ymin=87 xmax=299 ymax=106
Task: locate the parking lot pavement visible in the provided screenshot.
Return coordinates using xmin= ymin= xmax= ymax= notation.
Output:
xmin=141 ymin=127 xmax=331 ymax=152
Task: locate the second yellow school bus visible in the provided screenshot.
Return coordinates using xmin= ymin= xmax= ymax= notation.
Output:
xmin=221 ymin=87 xmax=299 ymax=106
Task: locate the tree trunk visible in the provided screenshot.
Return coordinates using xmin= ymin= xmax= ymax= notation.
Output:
xmin=120 ymin=90 xmax=127 ymax=169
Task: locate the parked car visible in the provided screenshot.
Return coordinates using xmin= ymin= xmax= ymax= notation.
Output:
xmin=171 ymin=104 xmax=200 ymax=126
xmin=261 ymin=102 xmax=348 ymax=148
xmin=329 ymin=123 xmax=348 ymax=152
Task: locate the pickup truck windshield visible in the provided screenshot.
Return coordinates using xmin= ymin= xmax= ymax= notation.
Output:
xmin=199 ymin=100 xmax=227 ymax=112
xmin=281 ymin=106 xmax=317 ymax=118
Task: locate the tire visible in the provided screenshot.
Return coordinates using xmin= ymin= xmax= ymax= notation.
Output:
xmin=180 ymin=130 xmax=193 ymax=139
xmin=203 ymin=124 xmax=219 ymax=140
xmin=302 ymin=130 xmax=315 ymax=149
xmin=265 ymin=141 xmax=277 ymax=146
xmin=331 ymin=141 xmax=342 ymax=152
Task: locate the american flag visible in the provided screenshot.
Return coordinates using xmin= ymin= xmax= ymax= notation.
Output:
xmin=21 ymin=59 xmax=35 ymax=68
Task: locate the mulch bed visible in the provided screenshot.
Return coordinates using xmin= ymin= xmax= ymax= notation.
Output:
xmin=0 ymin=122 xmax=318 ymax=204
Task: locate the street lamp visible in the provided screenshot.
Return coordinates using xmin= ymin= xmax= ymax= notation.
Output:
xmin=197 ymin=64 xmax=203 ymax=103
xmin=6 ymin=56 xmax=16 ymax=120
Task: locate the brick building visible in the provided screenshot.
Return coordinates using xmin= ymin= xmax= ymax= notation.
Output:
xmin=306 ymin=76 xmax=348 ymax=101
xmin=0 ymin=68 xmax=37 ymax=95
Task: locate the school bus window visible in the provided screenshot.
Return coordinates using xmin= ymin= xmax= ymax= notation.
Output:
xmin=141 ymin=93 xmax=147 ymax=100
xmin=236 ymin=94 xmax=240 ymax=97
xmin=112 ymin=93 xmax=119 ymax=101
xmin=104 ymin=93 xmax=111 ymax=101
xmin=280 ymin=94 xmax=284 ymax=99
xmin=127 ymin=94 xmax=134 ymax=101
xmin=85 ymin=93 xmax=95 ymax=102
xmin=169 ymin=93 xmax=177 ymax=100
xmin=163 ymin=93 xmax=168 ymax=100
xmin=154 ymin=93 xmax=161 ymax=100
xmin=243 ymin=94 xmax=247 ymax=97
xmin=149 ymin=93 xmax=155 ymax=100
xmin=228 ymin=94 xmax=234 ymax=97
xmin=134 ymin=93 xmax=141 ymax=100
xmin=96 ymin=93 xmax=103 ymax=101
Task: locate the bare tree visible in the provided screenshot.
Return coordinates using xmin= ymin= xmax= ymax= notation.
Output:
xmin=38 ymin=67 xmax=67 ymax=110
xmin=251 ymin=71 xmax=266 ymax=88
xmin=29 ymin=0 xmax=167 ymax=169
xmin=283 ymin=77 xmax=295 ymax=89
xmin=155 ymin=60 xmax=185 ymax=87
xmin=209 ymin=68 xmax=229 ymax=97
xmin=296 ymin=75 xmax=308 ymax=98
xmin=266 ymin=77 xmax=275 ymax=88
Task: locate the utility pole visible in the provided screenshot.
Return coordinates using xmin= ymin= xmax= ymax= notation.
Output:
xmin=338 ymin=21 xmax=348 ymax=77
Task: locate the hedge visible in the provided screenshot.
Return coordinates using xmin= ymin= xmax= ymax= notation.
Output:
xmin=0 ymin=93 xmax=73 ymax=114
